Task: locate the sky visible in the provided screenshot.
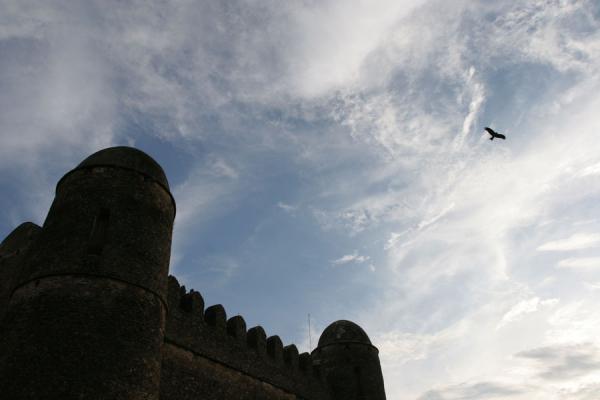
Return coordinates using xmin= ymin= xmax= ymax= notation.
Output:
xmin=1 ymin=0 xmax=600 ymax=398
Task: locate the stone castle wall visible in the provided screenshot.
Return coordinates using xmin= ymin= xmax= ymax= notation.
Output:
xmin=0 ymin=147 xmax=386 ymax=400
xmin=161 ymin=276 xmax=330 ymax=400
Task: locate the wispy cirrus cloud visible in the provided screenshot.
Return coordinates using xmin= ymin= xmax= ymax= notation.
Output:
xmin=277 ymin=202 xmax=297 ymax=213
xmin=538 ymin=234 xmax=600 ymax=252
xmin=331 ymin=252 xmax=370 ymax=266
xmin=557 ymin=258 xmax=600 ymax=269
xmin=498 ymin=297 xmax=559 ymax=329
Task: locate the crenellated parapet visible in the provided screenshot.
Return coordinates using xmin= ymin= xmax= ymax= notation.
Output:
xmin=162 ymin=275 xmax=330 ymax=400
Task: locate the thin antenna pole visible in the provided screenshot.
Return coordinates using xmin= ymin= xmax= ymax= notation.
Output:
xmin=308 ymin=313 xmax=312 ymax=352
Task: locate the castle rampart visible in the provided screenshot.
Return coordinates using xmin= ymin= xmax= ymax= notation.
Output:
xmin=161 ymin=276 xmax=330 ymax=399
xmin=0 ymin=146 xmax=386 ymax=400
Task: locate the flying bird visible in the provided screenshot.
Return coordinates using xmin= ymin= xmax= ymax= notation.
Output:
xmin=485 ymin=127 xmax=506 ymax=140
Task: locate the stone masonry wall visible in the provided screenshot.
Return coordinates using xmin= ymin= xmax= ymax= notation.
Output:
xmin=161 ymin=276 xmax=332 ymax=400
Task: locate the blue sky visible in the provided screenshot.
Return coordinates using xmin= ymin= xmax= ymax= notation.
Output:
xmin=2 ymin=1 xmax=600 ymax=398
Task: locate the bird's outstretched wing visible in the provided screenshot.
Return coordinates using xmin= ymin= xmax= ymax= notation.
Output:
xmin=484 ymin=127 xmax=496 ymax=135
xmin=496 ymin=133 xmax=506 ymax=140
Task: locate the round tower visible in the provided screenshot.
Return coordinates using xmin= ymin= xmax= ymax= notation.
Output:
xmin=0 ymin=147 xmax=175 ymax=399
xmin=0 ymin=222 xmax=41 ymax=323
xmin=312 ymin=320 xmax=387 ymax=400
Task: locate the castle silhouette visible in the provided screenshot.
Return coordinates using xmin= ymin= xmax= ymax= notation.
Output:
xmin=0 ymin=147 xmax=386 ymax=400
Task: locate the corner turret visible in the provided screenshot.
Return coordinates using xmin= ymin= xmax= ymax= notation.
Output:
xmin=312 ymin=320 xmax=386 ymax=400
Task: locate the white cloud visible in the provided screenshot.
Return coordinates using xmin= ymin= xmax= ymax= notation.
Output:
xmin=353 ymin=3 xmax=600 ymax=393
xmin=417 ymin=202 xmax=456 ymax=231
xmin=578 ymin=162 xmax=600 ymax=177
xmin=277 ymin=202 xmax=297 ymax=213
xmin=538 ymin=234 xmax=600 ymax=252
xmin=498 ymin=298 xmax=559 ymax=329
xmin=287 ymin=0 xmax=428 ymax=97
xmin=209 ymin=158 xmax=239 ymax=179
xmin=0 ymin=14 xmax=116 ymax=169
xmin=170 ymin=163 xmax=244 ymax=272
xmin=455 ymin=67 xmax=486 ymax=149
xmin=385 ymin=231 xmax=409 ymax=250
xmin=331 ymin=252 xmax=370 ymax=266
xmin=375 ymin=323 xmax=467 ymax=366
xmin=557 ymin=258 xmax=600 ymax=270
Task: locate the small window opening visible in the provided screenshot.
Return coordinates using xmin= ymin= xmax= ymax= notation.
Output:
xmin=88 ymin=208 xmax=110 ymax=255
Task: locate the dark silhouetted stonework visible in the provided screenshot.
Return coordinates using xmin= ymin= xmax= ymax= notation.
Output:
xmin=312 ymin=321 xmax=387 ymax=400
xmin=0 ymin=147 xmax=386 ymax=400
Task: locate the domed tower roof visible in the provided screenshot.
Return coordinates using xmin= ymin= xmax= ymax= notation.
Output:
xmin=72 ymin=146 xmax=170 ymax=190
xmin=0 ymin=222 xmax=41 ymax=256
xmin=317 ymin=320 xmax=372 ymax=348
